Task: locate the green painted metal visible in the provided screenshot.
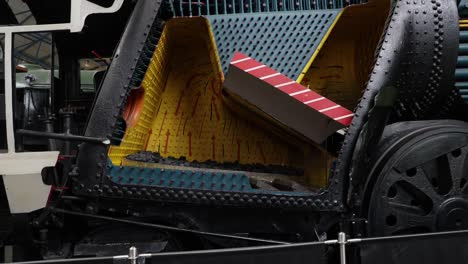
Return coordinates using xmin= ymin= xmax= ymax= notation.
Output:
xmin=207 ymin=10 xmax=340 ymax=79
xmin=173 ymin=0 xmax=366 ymax=16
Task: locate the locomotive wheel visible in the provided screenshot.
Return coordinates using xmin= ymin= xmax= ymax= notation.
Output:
xmin=362 ymin=121 xmax=468 ymax=236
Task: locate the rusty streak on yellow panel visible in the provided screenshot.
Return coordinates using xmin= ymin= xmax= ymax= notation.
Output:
xmin=108 ymin=17 xmax=334 ymax=188
xmin=139 ymin=18 xmax=294 ymax=166
xmin=298 ymin=0 xmax=390 ymax=110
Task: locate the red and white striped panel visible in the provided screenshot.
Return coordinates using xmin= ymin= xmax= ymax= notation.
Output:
xmin=230 ymin=52 xmax=354 ymax=125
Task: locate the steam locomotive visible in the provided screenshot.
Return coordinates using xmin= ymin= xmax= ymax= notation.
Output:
xmin=1 ymin=0 xmax=468 ymax=261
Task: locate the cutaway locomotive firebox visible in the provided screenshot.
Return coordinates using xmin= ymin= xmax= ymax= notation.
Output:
xmin=74 ymin=0 xmax=462 ymax=213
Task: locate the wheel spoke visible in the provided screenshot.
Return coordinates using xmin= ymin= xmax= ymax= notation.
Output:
xmin=404 ymin=170 xmax=443 ymax=207
xmin=382 ymin=209 xmax=434 ymax=235
xmin=446 ymin=147 xmax=468 ymax=195
xmin=420 ymin=155 xmax=453 ymax=196
xmin=387 ymin=199 xmax=426 ymax=216
xmin=382 ymin=169 xmax=403 ymax=186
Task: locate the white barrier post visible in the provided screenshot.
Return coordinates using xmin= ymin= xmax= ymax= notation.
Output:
xmin=129 ymin=246 xmax=138 ymax=264
xmin=338 ymin=232 xmax=347 ymax=264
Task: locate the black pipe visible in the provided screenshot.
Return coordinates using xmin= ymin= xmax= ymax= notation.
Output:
xmin=16 ymin=129 xmax=110 ymax=145
xmin=43 ymin=116 xmax=57 ymax=151
xmin=60 ymin=110 xmax=73 ymax=155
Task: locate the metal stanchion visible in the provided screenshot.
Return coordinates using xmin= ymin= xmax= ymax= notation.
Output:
xmin=338 ymin=232 xmax=347 ymax=264
xmin=128 ymin=246 xmax=138 ymax=264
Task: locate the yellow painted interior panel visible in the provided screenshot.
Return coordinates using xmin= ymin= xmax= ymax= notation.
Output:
xmin=107 ymin=2 xmax=391 ymax=188
xmin=107 ymin=17 xmax=332 ymax=187
xmin=298 ymin=0 xmax=390 ymax=110
xmin=107 ymin=28 xmax=170 ymax=163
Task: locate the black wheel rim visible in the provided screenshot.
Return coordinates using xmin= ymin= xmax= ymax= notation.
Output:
xmin=366 ymin=128 xmax=468 ymax=236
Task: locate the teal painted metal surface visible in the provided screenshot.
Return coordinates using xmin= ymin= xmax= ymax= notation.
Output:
xmin=461 ymin=31 xmax=468 ymax=42
xmin=208 ymin=10 xmax=340 ymax=79
xmin=173 ymin=0 xmax=366 ymax=16
xmin=109 ymin=163 xmax=254 ymax=192
xmin=457 ymin=56 xmax=468 ymax=67
xmin=455 ymin=68 xmax=468 ymax=80
xmin=459 ymin=43 xmax=468 ymax=55
xmin=457 ymin=82 xmax=468 ymax=100
xmin=458 ymin=6 xmax=468 ymax=103
xmin=460 ymin=0 xmax=468 ymax=18
xmin=107 ymin=162 xmax=311 ymax=195
xmin=456 ymin=82 xmax=468 ymax=89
